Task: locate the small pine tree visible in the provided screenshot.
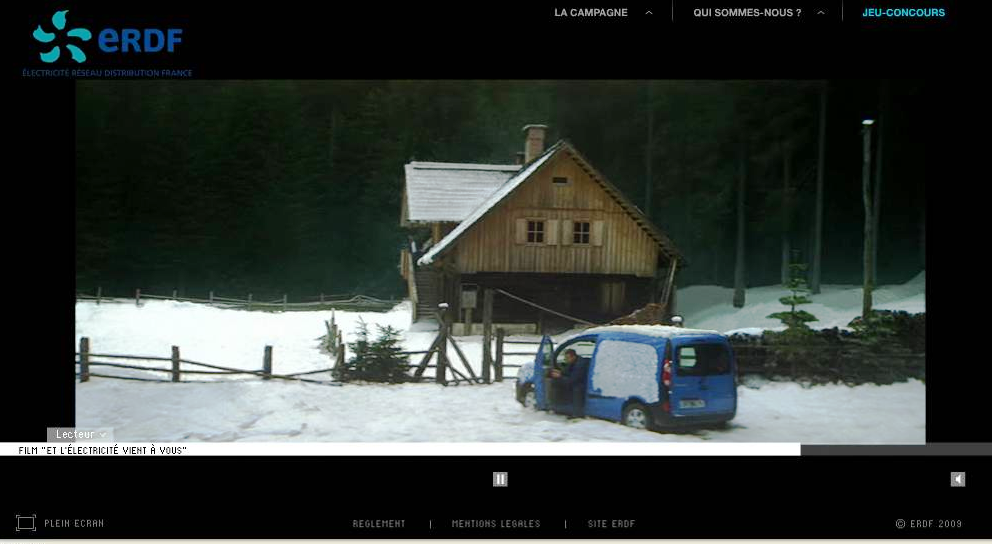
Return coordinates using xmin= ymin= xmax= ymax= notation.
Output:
xmin=768 ymin=260 xmax=818 ymax=334
xmin=339 ymin=318 xmax=410 ymax=383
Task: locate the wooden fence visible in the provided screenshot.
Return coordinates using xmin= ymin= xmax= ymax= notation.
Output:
xmin=74 ymin=295 xmax=546 ymax=387
xmin=75 ymin=337 xmax=342 ymax=385
xmin=395 ymin=301 xmax=541 ymax=386
xmin=72 ymin=331 xmax=518 ymax=388
xmin=75 ymin=288 xmax=396 ymax=312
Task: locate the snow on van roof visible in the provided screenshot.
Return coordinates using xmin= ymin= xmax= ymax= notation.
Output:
xmin=583 ymin=324 xmax=722 ymax=339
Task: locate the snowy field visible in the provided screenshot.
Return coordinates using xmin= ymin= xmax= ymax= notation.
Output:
xmin=680 ymin=271 xmax=926 ymax=334
xmin=75 ymin=272 xmax=926 ymax=443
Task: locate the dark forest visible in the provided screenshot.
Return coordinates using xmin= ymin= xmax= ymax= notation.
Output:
xmin=75 ymin=80 xmax=927 ymax=300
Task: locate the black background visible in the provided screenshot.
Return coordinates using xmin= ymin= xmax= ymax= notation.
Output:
xmin=6 ymin=0 xmax=988 ymax=538
xmin=3 ymin=456 xmax=990 ymax=537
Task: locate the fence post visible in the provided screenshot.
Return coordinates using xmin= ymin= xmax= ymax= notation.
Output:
xmin=336 ymin=338 xmax=346 ymax=377
xmin=79 ymin=337 xmax=90 ymax=382
xmin=495 ymin=327 xmax=505 ymax=382
xmin=482 ymin=289 xmax=493 ymax=383
xmin=172 ymin=289 xmax=177 ymax=300
xmin=464 ymin=308 xmax=473 ymax=336
xmin=324 ymin=321 xmax=337 ymax=355
xmin=171 ymin=346 xmax=180 ymax=382
xmin=248 ymin=293 xmax=253 ymax=310
xmin=209 ymin=290 xmax=214 ymax=305
xmin=135 ymin=288 xmax=141 ymax=307
xmin=330 ymin=311 xmax=338 ymax=353
xmin=283 ymin=294 xmax=287 ymax=312
xmin=320 ymin=293 xmax=325 ymax=304
xmin=96 ymin=287 xmax=102 ymax=305
xmin=436 ymin=305 xmax=449 ymax=385
xmin=263 ymin=346 xmax=272 ymax=380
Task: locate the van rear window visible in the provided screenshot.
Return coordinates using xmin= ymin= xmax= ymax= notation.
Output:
xmin=676 ymin=344 xmax=731 ymax=376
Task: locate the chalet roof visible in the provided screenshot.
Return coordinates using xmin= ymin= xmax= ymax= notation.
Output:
xmin=418 ymin=141 xmax=564 ymax=265
xmin=417 ymin=140 xmax=684 ymax=266
xmin=403 ymin=162 xmax=520 ymax=223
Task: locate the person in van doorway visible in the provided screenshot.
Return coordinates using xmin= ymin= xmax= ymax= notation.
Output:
xmin=549 ymin=349 xmax=589 ymax=418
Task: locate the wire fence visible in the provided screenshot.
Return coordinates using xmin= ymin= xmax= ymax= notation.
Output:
xmin=75 ymin=288 xmax=398 ymax=312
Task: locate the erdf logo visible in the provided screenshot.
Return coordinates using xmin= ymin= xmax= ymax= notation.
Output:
xmin=98 ymin=28 xmax=183 ymax=53
xmin=33 ymin=10 xmax=91 ymax=63
xmin=32 ymin=9 xmax=183 ymax=63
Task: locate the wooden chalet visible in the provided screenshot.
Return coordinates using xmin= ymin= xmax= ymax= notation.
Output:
xmin=399 ymin=125 xmax=683 ymax=331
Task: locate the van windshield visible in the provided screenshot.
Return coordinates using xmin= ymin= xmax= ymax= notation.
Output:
xmin=676 ymin=343 xmax=731 ymax=376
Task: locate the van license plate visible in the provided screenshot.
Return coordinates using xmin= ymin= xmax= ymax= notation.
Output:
xmin=679 ymin=399 xmax=706 ymax=409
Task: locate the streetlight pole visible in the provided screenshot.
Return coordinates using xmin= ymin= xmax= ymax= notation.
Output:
xmin=861 ymin=119 xmax=875 ymax=320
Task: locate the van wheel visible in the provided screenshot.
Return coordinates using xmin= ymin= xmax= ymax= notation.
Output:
xmin=622 ymin=403 xmax=652 ymax=430
xmin=523 ymin=387 xmax=538 ymax=410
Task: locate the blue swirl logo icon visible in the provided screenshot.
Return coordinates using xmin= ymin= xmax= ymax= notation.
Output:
xmin=33 ymin=10 xmax=92 ymax=63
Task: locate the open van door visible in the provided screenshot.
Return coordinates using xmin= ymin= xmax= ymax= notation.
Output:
xmin=533 ymin=335 xmax=554 ymax=411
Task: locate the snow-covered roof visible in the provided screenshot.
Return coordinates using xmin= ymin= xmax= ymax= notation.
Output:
xmin=582 ymin=324 xmax=722 ymax=339
xmin=418 ymin=141 xmax=565 ymax=265
xmin=404 ymin=162 xmax=520 ymax=223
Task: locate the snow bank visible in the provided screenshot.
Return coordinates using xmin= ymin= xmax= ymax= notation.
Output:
xmin=680 ymin=271 xmax=925 ymax=334
xmin=75 ymin=378 xmax=925 ymax=443
xmin=75 ymin=299 xmax=416 ymax=376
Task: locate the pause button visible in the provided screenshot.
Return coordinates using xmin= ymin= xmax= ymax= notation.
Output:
xmin=493 ymin=472 xmax=508 ymax=487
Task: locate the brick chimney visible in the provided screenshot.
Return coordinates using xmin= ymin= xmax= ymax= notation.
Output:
xmin=522 ymin=124 xmax=548 ymax=164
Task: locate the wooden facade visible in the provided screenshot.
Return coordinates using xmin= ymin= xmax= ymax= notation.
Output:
xmin=449 ymin=150 xmax=659 ymax=278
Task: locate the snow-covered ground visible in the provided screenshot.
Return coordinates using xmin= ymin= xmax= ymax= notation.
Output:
xmin=77 ymin=378 xmax=924 ymax=443
xmin=74 ymin=272 xmax=926 ymax=443
xmin=680 ymin=271 xmax=926 ymax=334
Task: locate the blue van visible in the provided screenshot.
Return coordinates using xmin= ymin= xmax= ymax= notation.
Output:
xmin=515 ymin=325 xmax=737 ymax=430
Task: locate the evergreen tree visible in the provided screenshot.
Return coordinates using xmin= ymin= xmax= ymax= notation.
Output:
xmin=338 ymin=318 xmax=410 ymax=383
xmin=768 ymin=256 xmax=818 ymax=334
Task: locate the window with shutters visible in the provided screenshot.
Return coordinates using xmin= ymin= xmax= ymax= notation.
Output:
xmin=527 ymin=220 xmax=545 ymax=243
xmin=573 ymin=221 xmax=591 ymax=244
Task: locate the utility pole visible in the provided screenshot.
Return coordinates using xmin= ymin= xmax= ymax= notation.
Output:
xmin=645 ymin=81 xmax=654 ymax=219
xmin=811 ymin=82 xmax=827 ymax=294
xmin=861 ymin=119 xmax=875 ymax=319
xmin=733 ymin=137 xmax=747 ymax=308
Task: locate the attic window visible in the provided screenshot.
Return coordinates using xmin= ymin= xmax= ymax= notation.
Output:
xmin=552 ymin=176 xmax=570 ymax=185
xmin=527 ymin=220 xmax=545 ymax=243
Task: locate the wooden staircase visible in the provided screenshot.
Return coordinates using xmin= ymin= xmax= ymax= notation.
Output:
xmin=414 ymin=267 xmax=439 ymax=321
